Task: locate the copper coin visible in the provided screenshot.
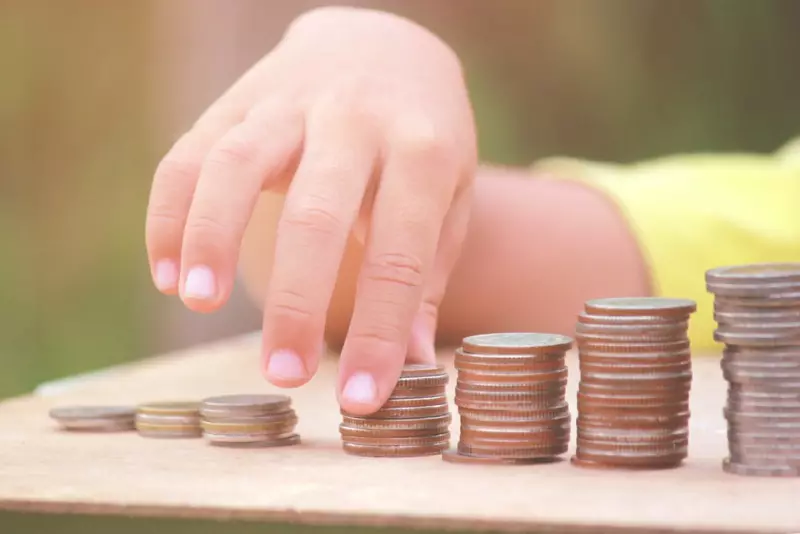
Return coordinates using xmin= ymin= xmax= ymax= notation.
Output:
xmin=579 ymin=370 xmax=692 ymax=388
xmin=577 ymin=412 xmax=690 ymax=429
xmin=441 ymin=449 xmax=555 ymax=465
xmin=584 ymin=297 xmax=696 ymax=318
xmin=579 ymin=350 xmax=691 ymax=366
xmin=580 ymin=360 xmax=691 ymax=375
xmin=578 ymin=425 xmax=688 ymax=441
xmin=340 ymin=424 xmax=450 ymax=439
xmin=342 ymin=413 xmax=451 ymax=429
xmin=461 ymin=424 xmax=571 ymax=445
xmin=343 ymin=440 xmax=448 ymax=457
xmin=577 ymin=340 xmax=691 ymax=354
xmin=453 ymin=349 xmax=567 ymax=371
xmin=455 ymin=386 xmax=566 ymax=403
xmin=458 ymin=442 xmax=568 ymax=459
xmin=576 ymin=437 xmax=688 ymax=452
xmin=378 ymin=394 xmax=448 ymax=409
xmin=575 ymin=331 xmax=688 ymax=344
xmin=366 ymin=403 xmax=450 ymax=419
xmin=578 ymin=391 xmax=689 ymax=407
xmin=457 ymin=369 xmax=568 ymax=389
xmin=579 ymin=380 xmax=691 ymax=394
xmin=387 ymin=385 xmax=447 ymax=399
xmin=394 ymin=365 xmax=449 ymax=389
xmin=458 ymin=404 xmax=569 ymax=423
xmin=455 ymin=366 xmax=567 ymax=383
xmin=722 ymin=457 xmax=800 ymax=477
xmin=455 ymin=358 xmax=565 ymax=373
xmin=570 ymin=455 xmax=682 ymax=470
xmin=200 ymin=394 xmax=291 ymax=417
xmin=575 ymin=447 xmax=687 ymax=467
xmin=461 ymin=333 xmax=573 ymax=355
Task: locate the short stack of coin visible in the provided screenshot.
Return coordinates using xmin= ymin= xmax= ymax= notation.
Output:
xmin=135 ymin=401 xmax=202 ymax=438
xmin=706 ymin=262 xmax=800 ymax=477
xmin=443 ymin=333 xmax=573 ymax=465
xmin=573 ymin=297 xmax=696 ymax=470
xmin=49 ymin=406 xmax=136 ymax=432
xmin=200 ymin=394 xmax=300 ymax=447
xmin=340 ymin=364 xmax=451 ymax=457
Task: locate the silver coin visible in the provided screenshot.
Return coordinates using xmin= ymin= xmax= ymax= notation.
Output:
xmin=200 ymin=394 xmax=291 ymax=417
xmin=722 ymin=457 xmax=800 ymax=477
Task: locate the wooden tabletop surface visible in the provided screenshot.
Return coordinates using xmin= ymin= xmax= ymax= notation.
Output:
xmin=0 ymin=332 xmax=798 ymax=533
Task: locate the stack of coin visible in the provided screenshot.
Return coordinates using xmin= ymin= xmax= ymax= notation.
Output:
xmin=340 ymin=364 xmax=451 ymax=457
xmin=573 ymin=297 xmax=696 ymax=470
xmin=135 ymin=401 xmax=202 ymax=438
xmin=49 ymin=406 xmax=136 ymax=432
xmin=706 ymin=262 xmax=800 ymax=477
xmin=443 ymin=333 xmax=572 ymax=465
xmin=200 ymin=394 xmax=300 ymax=447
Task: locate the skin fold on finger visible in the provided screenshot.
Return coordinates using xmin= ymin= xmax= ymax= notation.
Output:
xmin=337 ymin=139 xmax=457 ymax=415
xmin=179 ymin=102 xmax=304 ymax=313
xmin=261 ymin=107 xmax=378 ymax=389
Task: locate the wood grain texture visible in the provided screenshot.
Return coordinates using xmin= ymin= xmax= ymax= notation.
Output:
xmin=0 ymin=332 xmax=798 ymax=533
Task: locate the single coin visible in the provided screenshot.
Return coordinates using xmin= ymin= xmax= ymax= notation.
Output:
xmin=455 ymin=385 xmax=566 ymax=402
xmin=722 ymin=457 xmax=800 ymax=477
xmin=457 ymin=442 xmax=568 ymax=459
xmin=722 ymin=368 xmax=800 ymax=386
xmin=394 ymin=365 xmax=449 ymax=389
xmin=441 ymin=449 xmax=555 ymax=465
xmin=728 ymin=441 xmax=800 ymax=457
xmin=461 ymin=333 xmax=573 ymax=355
xmin=575 ymin=327 xmax=688 ymax=343
xmin=722 ymin=358 xmax=800 ymax=373
xmin=49 ymin=406 xmax=136 ymax=431
xmin=578 ymin=425 xmax=688 ymax=440
xmin=728 ymin=451 xmax=800 ymax=468
xmin=342 ymin=432 xmax=450 ymax=446
xmin=707 ymin=281 xmax=800 ymax=298
xmin=200 ymin=409 xmax=296 ymax=424
xmin=366 ymin=403 xmax=450 ymax=419
xmin=137 ymin=401 xmax=200 ymax=416
xmin=714 ymin=307 xmax=800 ymax=324
xmin=728 ymin=383 xmax=800 ymax=400
xmin=580 ymin=360 xmax=691 ymax=376
xmin=460 ymin=425 xmax=571 ymax=442
xmin=455 ymin=367 xmax=567 ymax=383
xmin=579 ymin=370 xmax=692 ymax=388
xmin=458 ymin=404 xmax=569 ymax=423
xmin=727 ymin=430 xmax=800 ymax=446
xmin=577 ymin=412 xmax=690 ymax=429
xmin=715 ymin=328 xmax=800 ymax=347
xmin=135 ymin=422 xmax=203 ymax=438
xmin=398 ymin=364 xmax=447 ymax=378
xmin=457 ymin=369 xmax=568 ymax=389
xmin=454 ymin=349 xmax=565 ymax=369
xmin=342 ymin=440 xmax=448 ymax=457
xmin=575 ymin=447 xmax=687 ymax=467
xmin=570 ymin=455 xmax=682 ymax=471
xmin=577 ymin=313 xmax=682 ymax=326
xmin=340 ymin=424 xmax=450 ymax=439
xmin=724 ymin=408 xmax=800 ymax=425
xmin=578 ymin=352 xmax=691 ymax=366
xmin=135 ymin=412 xmax=200 ymax=426
xmin=455 ymin=358 xmax=565 ymax=373
xmin=204 ymin=431 xmax=299 ymax=444
xmin=576 ymin=437 xmax=688 ymax=453
xmin=579 ymin=379 xmax=691 ymax=394
xmin=200 ymin=394 xmax=291 ymax=417
xmin=714 ymin=293 xmax=800 ymax=308
xmin=341 ymin=413 xmax=451 ymax=430
xmin=378 ymin=394 xmax=448 ymax=409
xmin=577 ymin=340 xmax=691 ymax=354
xmin=201 ymin=419 xmax=297 ymax=435
xmin=208 ymin=433 xmax=301 ymax=447
xmin=706 ymin=263 xmax=800 ymax=284
xmin=387 ymin=386 xmax=447 ymax=399
xmin=578 ymin=391 xmax=688 ymax=407
xmin=584 ymin=297 xmax=697 ymax=317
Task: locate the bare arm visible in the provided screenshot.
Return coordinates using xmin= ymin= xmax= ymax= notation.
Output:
xmin=239 ymin=165 xmax=651 ymax=349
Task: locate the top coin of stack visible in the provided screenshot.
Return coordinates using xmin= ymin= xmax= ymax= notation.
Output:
xmin=573 ymin=297 xmax=696 ymax=470
xmin=49 ymin=406 xmax=136 ymax=432
xmin=444 ymin=333 xmax=573 ymax=465
xmin=706 ymin=262 xmax=800 ymax=477
xmin=200 ymin=394 xmax=300 ymax=447
xmin=135 ymin=401 xmax=202 ymax=438
xmin=340 ymin=364 xmax=451 ymax=457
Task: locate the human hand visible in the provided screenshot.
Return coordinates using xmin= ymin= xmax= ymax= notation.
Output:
xmin=145 ymin=7 xmax=477 ymax=414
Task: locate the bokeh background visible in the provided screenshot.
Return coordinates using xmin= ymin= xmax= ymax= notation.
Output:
xmin=3 ymin=0 xmax=800 ymax=402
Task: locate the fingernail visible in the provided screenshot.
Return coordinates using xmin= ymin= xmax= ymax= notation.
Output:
xmin=154 ymin=260 xmax=178 ymax=291
xmin=266 ymin=349 xmax=307 ymax=381
xmin=342 ymin=372 xmax=377 ymax=405
xmin=184 ymin=265 xmax=216 ymax=300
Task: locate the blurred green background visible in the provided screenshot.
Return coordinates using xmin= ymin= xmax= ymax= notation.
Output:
xmin=3 ymin=0 xmax=799 ymax=399
xmin=1 ymin=0 xmax=799 ymax=532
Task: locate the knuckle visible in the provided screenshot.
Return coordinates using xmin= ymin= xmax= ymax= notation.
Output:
xmin=279 ymin=200 xmax=345 ymax=239
xmin=269 ymin=288 xmax=315 ymax=322
xmin=363 ymin=252 xmax=424 ymax=290
xmin=155 ymin=155 xmax=199 ymax=182
xmin=391 ymin=120 xmax=454 ymax=163
xmin=184 ymin=213 xmax=234 ymax=241
xmin=205 ymin=135 xmax=258 ymax=168
xmin=349 ymin=328 xmax=403 ymax=348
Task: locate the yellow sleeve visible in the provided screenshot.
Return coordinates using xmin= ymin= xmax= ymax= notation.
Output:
xmin=532 ymin=138 xmax=800 ymax=352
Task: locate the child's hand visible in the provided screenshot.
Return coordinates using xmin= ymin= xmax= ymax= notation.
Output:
xmin=145 ymin=7 xmax=477 ymax=413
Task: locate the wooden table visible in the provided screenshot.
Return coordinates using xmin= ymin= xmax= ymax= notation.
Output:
xmin=0 ymin=332 xmax=798 ymax=534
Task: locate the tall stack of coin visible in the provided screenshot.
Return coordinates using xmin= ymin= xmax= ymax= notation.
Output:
xmin=200 ymin=394 xmax=300 ymax=447
xmin=443 ymin=333 xmax=572 ymax=465
xmin=135 ymin=401 xmax=202 ymax=438
xmin=573 ymin=297 xmax=696 ymax=469
xmin=706 ymin=262 xmax=800 ymax=477
xmin=340 ymin=364 xmax=451 ymax=457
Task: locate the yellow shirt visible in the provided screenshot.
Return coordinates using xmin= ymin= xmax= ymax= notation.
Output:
xmin=532 ymin=137 xmax=800 ymax=351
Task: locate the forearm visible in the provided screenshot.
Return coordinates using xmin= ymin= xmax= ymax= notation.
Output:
xmin=238 ymin=165 xmax=651 ymax=348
